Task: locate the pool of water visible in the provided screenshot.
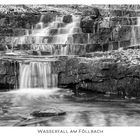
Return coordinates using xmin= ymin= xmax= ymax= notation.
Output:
xmin=0 ymin=88 xmax=140 ymax=126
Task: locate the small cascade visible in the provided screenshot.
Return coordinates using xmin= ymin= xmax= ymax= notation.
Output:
xmin=35 ymin=15 xmax=45 ymax=29
xmin=137 ymin=17 xmax=140 ymax=45
xmin=19 ymin=61 xmax=58 ymax=89
xmin=137 ymin=17 xmax=140 ymax=26
xmin=131 ymin=17 xmax=140 ymax=47
xmin=25 ymin=29 xmax=30 ymax=36
xmin=54 ymin=15 xmax=81 ymax=44
xmin=131 ymin=26 xmax=137 ymax=46
xmin=5 ymin=45 xmax=9 ymax=51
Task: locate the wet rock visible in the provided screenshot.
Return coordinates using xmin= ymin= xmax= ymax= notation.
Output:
xmin=0 ymin=18 xmax=6 ymax=26
xmin=1 ymin=106 xmax=9 ymax=114
xmin=63 ymin=15 xmax=72 ymax=23
xmin=0 ymin=64 xmax=7 ymax=75
xmin=40 ymin=13 xmax=57 ymax=23
xmin=0 ymin=60 xmax=18 ymax=90
xmin=40 ymin=51 xmax=52 ymax=55
xmin=82 ymin=8 xmax=101 ymax=18
xmin=81 ymin=16 xmax=94 ymax=27
xmin=30 ymin=109 xmax=66 ymax=117
xmin=80 ymin=16 xmax=95 ymax=33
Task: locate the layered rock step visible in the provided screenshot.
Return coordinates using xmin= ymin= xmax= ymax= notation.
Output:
xmin=1 ymin=24 xmax=140 ymax=54
xmin=2 ymin=5 xmax=140 ymax=54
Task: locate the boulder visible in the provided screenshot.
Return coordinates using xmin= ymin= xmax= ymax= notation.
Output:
xmin=30 ymin=109 xmax=66 ymax=117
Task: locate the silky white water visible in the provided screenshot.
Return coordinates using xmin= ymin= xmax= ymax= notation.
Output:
xmin=19 ymin=61 xmax=58 ymax=89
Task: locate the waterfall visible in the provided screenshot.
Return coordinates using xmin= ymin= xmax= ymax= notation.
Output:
xmin=13 ymin=14 xmax=81 ymax=55
xmin=19 ymin=61 xmax=58 ymax=89
xmin=15 ymin=14 xmax=81 ymax=89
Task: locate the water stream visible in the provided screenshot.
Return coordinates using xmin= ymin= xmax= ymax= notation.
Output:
xmin=1 ymin=88 xmax=140 ymax=126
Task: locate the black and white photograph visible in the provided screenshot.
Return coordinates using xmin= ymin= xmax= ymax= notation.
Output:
xmin=1 ymin=1 xmax=140 ymax=132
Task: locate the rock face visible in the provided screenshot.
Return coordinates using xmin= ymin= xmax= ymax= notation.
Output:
xmin=1 ymin=4 xmax=140 ymax=54
xmin=0 ymin=60 xmax=19 ymax=90
xmin=58 ymin=49 xmax=140 ymax=97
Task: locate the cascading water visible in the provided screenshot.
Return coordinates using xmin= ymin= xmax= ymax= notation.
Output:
xmin=17 ymin=15 xmax=78 ymax=89
xmin=131 ymin=26 xmax=137 ymax=46
xmin=13 ymin=14 xmax=81 ymax=55
xmin=55 ymin=15 xmax=81 ymax=55
xmin=19 ymin=61 xmax=58 ymax=89
xmin=35 ymin=15 xmax=44 ymax=29
xmin=12 ymin=15 xmax=81 ymax=89
xmin=131 ymin=17 xmax=140 ymax=46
